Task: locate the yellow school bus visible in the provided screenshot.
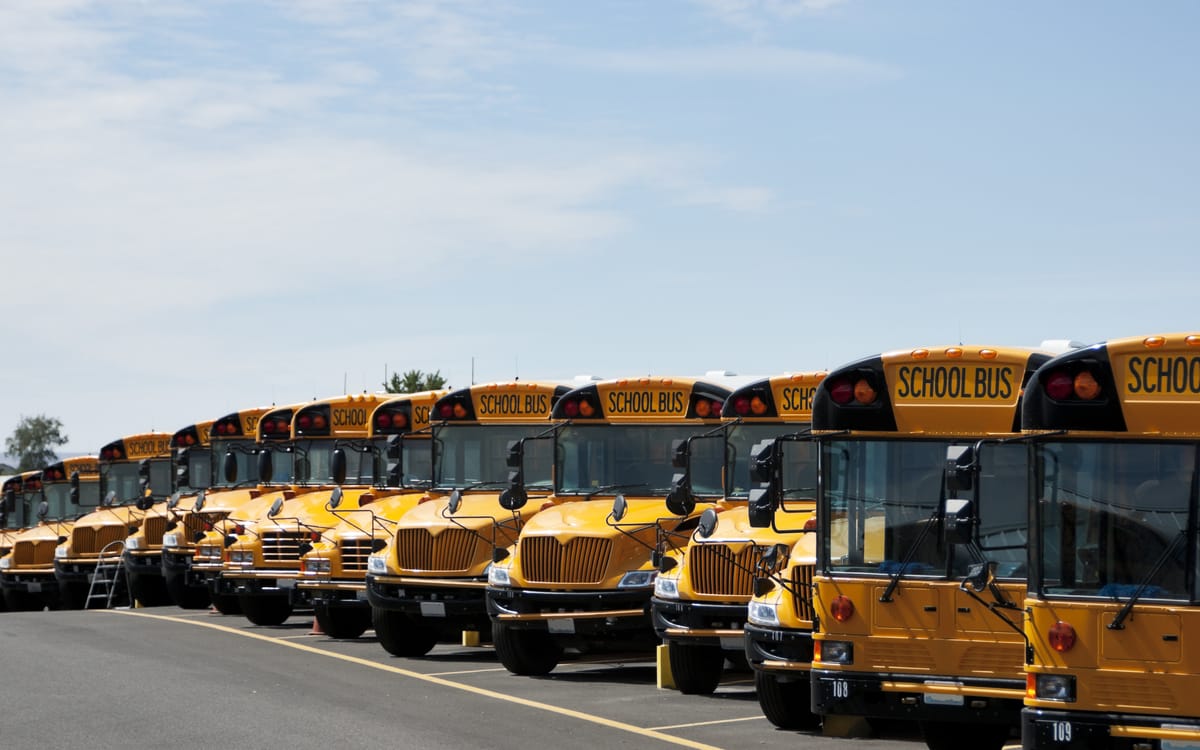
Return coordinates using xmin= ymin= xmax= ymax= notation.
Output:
xmin=295 ymin=390 xmax=445 ymax=638
xmin=0 ymin=458 xmax=100 ymax=610
xmin=1021 ymin=333 xmax=1200 ymax=748
xmin=486 ymin=374 xmax=749 ymax=676
xmin=367 ymin=381 xmax=571 ymax=657
xmin=190 ymin=403 xmax=310 ymax=615
xmin=54 ymin=432 xmax=173 ymax=608
xmin=749 ymin=345 xmax=1052 ymax=748
xmin=0 ymin=474 xmax=33 ymax=572
xmin=218 ymin=394 xmax=396 ymax=626
xmin=120 ymin=420 xmax=214 ymax=606
xmin=650 ymin=372 xmax=825 ymax=697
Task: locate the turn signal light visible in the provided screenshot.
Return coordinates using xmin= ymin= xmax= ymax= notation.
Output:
xmin=1073 ymin=371 xmax=1101 ymax=400
xmin=578 ymin=399 xmax=596 ymax=417
xmin=1048 ymin=620 xmax=1076 ymax=652
xmin=853 ymin=378 xmax=877 ymax=405
xmin=831 ymin=595 xmax=855 ymax=622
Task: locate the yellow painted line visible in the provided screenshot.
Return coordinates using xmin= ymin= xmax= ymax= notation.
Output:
xmin=648 ymin=716 xmax=764 ymax=731
xmin=719 ymin=678 xmax=753 ymax=686
xmin=425 ymin=667 xmax=510 ymax=676
xmin=107 ymin=610 xmax=720 ymax=750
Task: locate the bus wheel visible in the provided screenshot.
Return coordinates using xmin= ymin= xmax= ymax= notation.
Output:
xmin=58 ymin=582 xmax=89 ymax=610
xmin=492 ymin=623 xmax=561 ymax=676
xmin=164 ymin=570 xmax=211 ymax=610
xmin=668 ymin=642 xmax=725 ymax=694
xmin=3 ymin=588 xmax=44 ymax=612
xmin=315 ymin=604 xmax=371 ymax=639
xmin=210 ymin=593 xmax=243 ymax=615
xmin=920 ymin=720 xmax=1009 ymax=750
xmin=129 ymin=573 xmax=172 ymax=608
xmin=755 ymin=670 xmax=820 ymax=730
xmin=239 ymin=596 xmax=293 ymax=626
xmin=372 ymin=608 xmax=437 ymax=656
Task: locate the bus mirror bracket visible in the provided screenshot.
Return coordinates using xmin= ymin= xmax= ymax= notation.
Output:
xmin=331 ymin=448 xmax=348 ymax=486
xmin=962 ymin=561 xmax=996 ymax=593
xmin=942 ymin=497 xmax=974 ymax=546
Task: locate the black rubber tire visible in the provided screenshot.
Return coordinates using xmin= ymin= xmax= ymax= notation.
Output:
xmin=372 ymin=607 xmax=438 ymax=657
xmin=492 ymin=622 xmax=561 ymax=676
xmin=58 ymin=582 xmax=89 ymax=610
xmin=3 ymin=588 xmax=44 ymax=612
xmin=920 ymin=720 xmax=1010 ymax=750
xmin=239 ymin=595 xmax=293 ymax=626
xmin=755 ymin=670 xmax=821 ymax=730
xmin=129 ymin=572 xmax=172 ymax=607
xmin=668 ymin=642 xmax=725 ymax=695
xmin=315 ymin=604 xmax=371 ymax=639
xmin=165 ymin=569 xmax=211 ymax=610
xmin=210 ymin=592 xmax=243 ymax=615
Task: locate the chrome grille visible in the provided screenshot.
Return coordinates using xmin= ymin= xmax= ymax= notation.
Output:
xmin=340 ymin=538 xmax=373 ymax=573
xmin=13 ymin=539 xmax=58 ymax=567
xmin=71 ymin=526 xmax=127 ymax=556
xmin=142 ymin=516 xmax=167 ymax=546
xmin=689 ymin=543 xmax=762 ymax=597
xmin=395 ymin=528 xmax=483 ymax=572
xmin=791 ymin=564 xmax=815 ymax=622
xmin=260 ymin=531 xmax=308 ymax=562
xmin=520 ymin=536 xmax=612 ymax=584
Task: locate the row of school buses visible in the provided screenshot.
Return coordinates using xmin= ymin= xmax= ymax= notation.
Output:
xmin=2 ymin=332 xmax=1198 ymax=750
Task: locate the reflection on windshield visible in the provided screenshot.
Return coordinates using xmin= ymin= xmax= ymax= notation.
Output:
xmin=101 ymin=463 xmax=143 ymax=504
xmin=433 ymin=425 xmax=551 ymax=491
xmin=1035 ymin=441 xmax=1192 ymax=600
xmin=183 ymin=452 xmax=212 ymax=492
xmin=401 ymin=439 xmax=433 ymax=488
xmin=556 ymin=425 xmax=723 ymax=496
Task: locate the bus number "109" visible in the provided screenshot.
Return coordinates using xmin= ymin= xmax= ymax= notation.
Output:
xmin=1049 ymin=721 xmax=1072 ymax=743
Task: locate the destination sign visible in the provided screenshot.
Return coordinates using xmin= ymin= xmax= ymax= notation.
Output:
xmin=603 ymin=388 xmax=687 ymax=417
xmin=893 ymin=365 xmax=1016 ymax=403
xmin=1122 ymin=354 xmax=1200 ymax=398
xmin=477 ymin=392 xmax=551 ymax=418
xmin=66 ymin=459 xmax=99 ymax=475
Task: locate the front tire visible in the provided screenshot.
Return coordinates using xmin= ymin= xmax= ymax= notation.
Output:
xmin=755 ymin=670 xmax=820 ymax=730
xmin=315 ymin=604 xmax=371 ymax=639
xmin=210 ymin=592 xmax=243 ymax=615
xmin=372 ymin=608 xmax=438 ymax=656
xmin=668 ymin=642 xmax=725 ymax=695
xmin=492 ymin=623 xmax=561 ymax=676
xmin=240 ymin=595 xmax=293 ymax=626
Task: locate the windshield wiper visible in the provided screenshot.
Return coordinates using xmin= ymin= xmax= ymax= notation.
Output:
xmin=583 ymin=483 xmax=648 ymax=499
xmin=1108 ymin=529 xmax=1186 ymax=630
xmin=879 ymin=504 xmax=941 ymax=603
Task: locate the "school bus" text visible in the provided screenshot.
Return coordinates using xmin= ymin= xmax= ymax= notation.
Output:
xmin=606 ymin=390 xmax=686 ymax=416
xmin=478 ymin=393 xmax=550 ymax=417
xmin=1126 ymin=355 xmax=1200 ymax=395
xmin=895 ymin=366 xmax=1015 ymax=401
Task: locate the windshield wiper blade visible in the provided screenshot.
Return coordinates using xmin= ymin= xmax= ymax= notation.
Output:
xmin=879 ymin=504 xmax=941 ymax=603
xmin=584 ymin=483 xmax=648 ymax=499
xmin=1108 ymin=529 xmax=1186 ymax=630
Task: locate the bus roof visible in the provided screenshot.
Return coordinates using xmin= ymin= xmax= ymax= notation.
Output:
xmin=434 ymin=381 xmax=574 ymax=424
xmin=369 ymin=390 xmax=448 ymax=437
xmin=99 ymin=432 xmax=173 ymax=461
xmin=257 ymin=401 xmax=310 ymax=442
xmin=550 ymin=374 xmax=756 ymax=422
xmin=1023 ymin=332 xmax=1200 ymax=435
xmin=43 ymin=455 xmax=99 ymax=481
xmin=212 ymin=405 xmax=276 ymax=440
xmin=813 ymin=344 xmax=1055 ymax=436
xmin=292 ymin=393 xmax=398 ymax=439
xmin=171 ymin=419 xmax=214 ymax=451
xmin=721 ymin=371 xmax=827 ymax=422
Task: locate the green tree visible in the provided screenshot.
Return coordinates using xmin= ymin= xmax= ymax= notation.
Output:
xmin=5 ymin=414 xmax=68 ymax=471
xmin=383 ymin=369 xmax=448 ymax=394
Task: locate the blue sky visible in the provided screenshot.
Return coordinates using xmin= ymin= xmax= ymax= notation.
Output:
xmin=1 ymin=0 xmax=1197 ymax=455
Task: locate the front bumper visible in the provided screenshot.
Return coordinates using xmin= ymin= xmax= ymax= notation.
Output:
xmin=1023 ymin=706 xmax=1200 ymax=749
xmin=0 ymin=570 xmax=59 ymax=595
xmin=296 ymin=579 xmax=369 ymax=609
xmin=214 ymin=570 xmax=310 ymax=605
xmin=744 ymin=622 xmax=814 ymax=672
xmin=367 ymin=575 xmax=490 ymax=629
xmin=486 ymin=586 xmax=654 ymax=637
xmin=811 ymin=667 xmax=1023 ymax=723
xmin=123 ymin=550 xmax=163 ymax=576
xmin=54 ymin=559 xmax=101 ymax=585
xmin=651 ymin=596 xmax=748 ymax=648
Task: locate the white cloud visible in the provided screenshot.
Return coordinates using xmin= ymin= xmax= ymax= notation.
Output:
xmin=572 ymin=45 xmax=896 ymax=79
xmin=692 ymin=0 xmax=851 ymax=34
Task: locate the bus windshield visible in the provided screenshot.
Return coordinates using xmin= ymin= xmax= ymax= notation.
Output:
xmin=293 ymin=439 xmax=376 ymax=485
xmin=1034 ymin=441 xmax=1193 ymax=601
xmin=183 ymin=450 xmax=212 ymax=493
xmin=401 ymin=438 xmax=433 ymax=489
xmin=556 ymin=424 xmax=723 ymax=496
xmin=743 ymin=430 xmax=818 ymax=502
xmin=212 ymin=438 xmax=258 ymax=488
xmin=433 ymin=424 xmax=552 ymax=491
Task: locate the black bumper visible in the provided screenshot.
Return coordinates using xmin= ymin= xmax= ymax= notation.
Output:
xmin=161 ymin=549 xmax=195 ymax=575
xmin=214 ymin=573 xmax=309 ymax=605
xmin=367 ymin=576 xmax=490 ymax=628
xmin=1023 ymin=706 xmax=1200 ymax=749
xmin=744 ymin=623 xmax=814 ymax=671
xmin=123 ymin=551 xmax=163 ymax=576
xmin=650 ymin=596 xmax=747 ymax=644
xmin=303 ymin=584 xmax=367 ymax=609
xmin=486 ymin=586 xmax=653 ymax=636
xmin=54 ymin=560 xmax=98 ymax=586
xmin=811 ymin=668 xmax=1022 ymax=724
xmin=0 ymin=572 xmax=58 ymax=595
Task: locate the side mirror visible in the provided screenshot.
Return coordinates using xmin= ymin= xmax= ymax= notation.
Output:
xmin=695 ymin=507 xmax=718 ymax=539
xmin=267 ymin=496 xmax=284 ymax=518
xmin=492 ymin=547 xmax=510 ymax=563
xmin=167 ymin=492 xmax=181 ymax=510
xmin=386 ymin=435 xmax=402 ymax=460
xmin=175 ymin=448 xmax=192 ymax=489
xmin=447 ymin=490 xmax=462 ymax=515
xmin=224 ymin=451 xmax=239 ymax=483
xmin=69 ymin=486 xmax=80 ymax=505
xmin=331 ymin=448 xmax=347 ymax=486
xmin=499 ymin=441 xmax=528 ymax=511
xmin=670 ymin=439 xmax=688 ymax=469
xmin=70 ymin=471 xmax=80 ymax=490
xmin=105 ymin=490 xmax=118 ymax=507
xmin=962 ymin=561 xmax=996 ymax=592
xmin=193 ymin=490 xmax=206 ymax=512
xmin=946 ymin=445 xmax=973 ymax=494
xmin=749 ymin=439 xmax=777 ymax=483
xmin=747 ymin=487 xmax=775 ymax=529
xmin=371 ymin=538 xmax=388 ymax=553
xmin=137 ymin=459 xmax=152 ymax=492
xmin=942 ymin=497 xmax=974 ymax=546
xmin=329 ymin=487 xmax=344 ymax=509
xmin=136 ymin=495 xmax=154 ymax=511
xmin=36 ymin=500 xmax=49 ymax=521
xmin=664 ymin=473 xmax=694 ymax=516
xmin=611 ymin=494 xmax=628 ymax=522
xmin=760 ymin=542 xmax=788 ymax=572
xmin=257 ymin=450 xmax=274 ymax=484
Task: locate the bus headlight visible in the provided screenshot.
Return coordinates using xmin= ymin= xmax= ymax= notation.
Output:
xmin=124 ymin=536 xmax=142 ymax=550
xmin=1035 ymin=674 xmax=1076 ymax=702
xmin=654 ymin=575 xmax=679 ymax=599
xmin=618 ymin=570 xmax=656 ymax=589
xmin=748 ymin=600 xmax=780 ymax=627
xmin=0 ymin=556 xmax=11 ymax=570
xmin=162 ymin=533 xmax=180 ymax=548
xmin=55 ymin=546 xmax=69 ymax=559
xmin=228 ymin=551 xmax=252 ymax=564
xmin=302 ymin=558 xmax=331 ymax=575
xmin=819 ymin=640 xmax=853 ymax=665
xmin=367 ymin=555 xmax=387 ymax=575
xmin=488 ymin=564 xmax=511 ymax=587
